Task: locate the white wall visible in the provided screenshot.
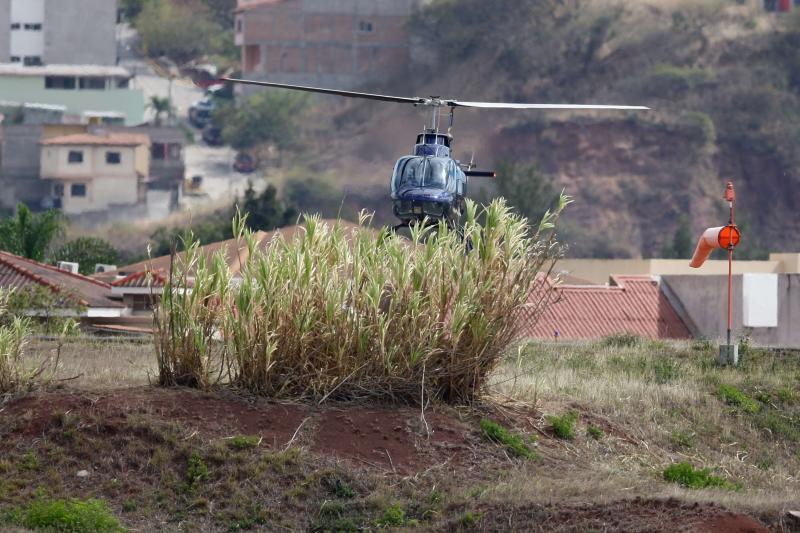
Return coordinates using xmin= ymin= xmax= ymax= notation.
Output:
xmin=9 ymin=0 xmax=44 ymax=59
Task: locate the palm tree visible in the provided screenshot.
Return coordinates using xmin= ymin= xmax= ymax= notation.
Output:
xmin=148 ymin=96 xmax=173 ymax=126
xmin=0 ymin=204 xmax=65 ymax=262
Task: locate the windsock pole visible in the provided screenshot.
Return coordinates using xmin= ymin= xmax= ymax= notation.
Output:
xmin=725 ymin=183 xmax=735 ymax=360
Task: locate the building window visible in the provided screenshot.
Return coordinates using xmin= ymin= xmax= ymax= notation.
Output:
xmin=45 ymin=76 xmax=76 ymax=89
xmin=23 ymin=23 xmax=42 ymax=30
xmin=71 ymin=183 xmax=87 ymax=197
xmin=359 ymin=21 xmax=373 ymax=32
xmin=116 ymin=78 xmax=130 ymax=88
xmin=79 ymin=77 xmax=106 ymax=90
xmin=10 ymin=23 xmax=20 ymax=30
xmin=10 ymin=56 xmax=20 ymax=63
xmin=151 ymin=143 xmax=166 ymax=160
xmin=53 ymin=183 xmax=64 ymax=197
xmin=68 ymin=151 xmax=84 ymax=164
xmin=106 ymin=151 xmax=121 ymax=164
xmin=23 ymin=56 xmax=42 ymax=66
xmin=236 ymin=18 xmax=243 ymax=33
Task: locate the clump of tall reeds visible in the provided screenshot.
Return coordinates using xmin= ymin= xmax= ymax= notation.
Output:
xmin=155 ymin=197 xmax=568 ymax=404
xmin=0 ymin=291 xmax=33 ymax=400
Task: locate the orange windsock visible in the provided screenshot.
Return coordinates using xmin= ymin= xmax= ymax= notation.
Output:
xmin=689 ymin=225 xmax=741 ymax=268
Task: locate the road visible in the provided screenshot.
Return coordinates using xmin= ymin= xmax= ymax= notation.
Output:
xmin=117 ymin=23 xmax=246 ymax=216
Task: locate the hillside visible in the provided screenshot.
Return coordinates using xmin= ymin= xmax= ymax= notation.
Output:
xmin=296 ymin=0 xmax=800 ymax=259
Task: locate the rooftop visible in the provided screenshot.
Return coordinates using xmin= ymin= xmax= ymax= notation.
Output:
xmin=0 ymin=64 xmax=132 ymax=78
xmin=0 ymin=251 xmax=123 ymax=310
xmin=519 ymin=275 xmax=691 ymax=340
xmin=41 ymin=132 xmax=151 ymax=147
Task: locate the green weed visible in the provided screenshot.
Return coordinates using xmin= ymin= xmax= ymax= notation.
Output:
xmin=459 ymin=511 xmax=484 ymax=526
xmin=17 ymin=496 xmax=124 ymax=532
xmin=376 ymin=503 xmax=406 ymax=527
xmin=587 ymin=425 xmax=604 ymax=440
xmin=228 ymin=435 xmax=260 ymax=450
xmin=479 ymin=419 xmax=536 ymax=459
xmin=186 ymin=452 xmax=209 ymax=492
xmin=601 ymin=333 xmax=641 ymax=348
xmin=718 ymin=384 xmax=760 ymax=413
xmin=662 ymin=462 xmax=739 ymax=490
xmin=548 ymin=412 xmax=578 ymax=440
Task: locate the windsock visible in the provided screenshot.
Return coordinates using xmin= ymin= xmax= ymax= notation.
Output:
xmin=689 ymin=225 xmax=741 ymax=268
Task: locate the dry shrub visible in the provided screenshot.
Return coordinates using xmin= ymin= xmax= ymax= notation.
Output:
xmin=155 ymin=197 xmax=568 ymax=404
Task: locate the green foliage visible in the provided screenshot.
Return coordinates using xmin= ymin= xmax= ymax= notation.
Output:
xmin=149 ymin=183 xmax=296 ymax=257
xmin=587 ymin=425 xmax=604 ymax=440
xmin=17 ymin=496 xmax=124 ymax=532
xmin=489 ymin=162 xmax=557 ymax=232
xmin=0 ymin=293 xmax=32 ymax=401
xmin=53 ymin=238 xmax=120 ymax=276
xmin=154 ymin=197 xmax=568 ymax=403
xmin=283 ymin=172 xmax=344 ymax=219
xmin=601 ymin=333 xmax=641 ymax=348
xmin=548 ymin=411 xmax=578 ymax=440
xmin=0 ymin=203 xmax=65 ymax=262
xmin=216 ymin=90 xmax=309 ymax=151
xmin=718 ymin=384 xmax=760 ymax=414
xmin=186 ymin=452 xmax=209 ymax=492
xmin=662 ymin=215 xmax=693 ymax=259
xmin=669 ymin=430 xmax=694 ymax=449
xmin=651 ymin=358 xmax=683 ymax=384
xmin=479 ymin=419 xmax=536 ymax=459
xmin=645 ymin=65 xmax=716 ymax=98
xmin=662 ymin=462 xmax=738 ymax=490
xmin=147 ymin=96 xmax=172 ymax=127
xmin=679 ymin=112 xmax=717 ymax=148
xmin=135 ymin=0 xmax=228 ymax=64
xmin=375 ymin=504 xmax=405 ymax=527
xmin=228 ymin=435 xmax=260 ymax=450
xmin=459 ymin=511 xmax=484 ymax=526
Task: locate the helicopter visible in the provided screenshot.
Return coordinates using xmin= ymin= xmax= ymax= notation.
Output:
xmin=219 ymin=77 xmax=649 ymax=230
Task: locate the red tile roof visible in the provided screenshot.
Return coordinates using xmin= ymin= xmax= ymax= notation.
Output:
xmin=111 ymin=270 xmax=168 ymax=289
xmin=518 ymin=275 xmax=690 ymax=340
xmin=41 ymin=133 xmax=150 ymax=147
xmin=0 ymin=251 xmax=123 ymax=309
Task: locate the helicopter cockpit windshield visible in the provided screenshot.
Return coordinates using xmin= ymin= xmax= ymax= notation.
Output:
xmin=392 ymin=157 xmax=450 ymax=193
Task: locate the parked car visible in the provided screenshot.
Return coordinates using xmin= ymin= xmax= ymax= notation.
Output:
xmin=233 ymin=152 xmax=257 ymax=173
xmin=189 ymin=97 xmax=215 ymax=128
xmin=202 ymin=125 xmax=223 ymax=146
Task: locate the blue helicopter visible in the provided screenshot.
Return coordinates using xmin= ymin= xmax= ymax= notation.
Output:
xmin=222 ymin=77 xmax=648 ymax=229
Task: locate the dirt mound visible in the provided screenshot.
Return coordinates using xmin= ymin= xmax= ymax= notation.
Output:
xmin=454 ymin=498 xmax=769 ymax=532
xmin=0 ymin=388 xmax=479 ymax=474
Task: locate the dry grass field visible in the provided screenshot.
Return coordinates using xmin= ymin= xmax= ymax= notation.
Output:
xmin=1 ymin=335 xmax=798 ymax=531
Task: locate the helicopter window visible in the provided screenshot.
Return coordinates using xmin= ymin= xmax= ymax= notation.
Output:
xmin=395 ymin=157 xmax=448 ymax=190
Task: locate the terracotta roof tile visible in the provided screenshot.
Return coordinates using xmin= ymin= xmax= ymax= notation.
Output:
xmin=0 ymin=252 xmax=123 ymax=309
xmin=41 ymin=133 xmax=150 ymax=147
xmin=111 ymin=270 xmax=168 ymax=289
xmin=518 ymin=275 xmax=690 ymax=340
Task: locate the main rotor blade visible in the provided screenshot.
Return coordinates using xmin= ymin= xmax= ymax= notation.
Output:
xmin=447 ymin=101 xmax=649 ymax=110
xmin=222 ymin=77 xmax=425 ymax=105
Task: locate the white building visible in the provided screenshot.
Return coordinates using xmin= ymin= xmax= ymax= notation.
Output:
xmin=40 ymin=132 xmax=150 ymax=215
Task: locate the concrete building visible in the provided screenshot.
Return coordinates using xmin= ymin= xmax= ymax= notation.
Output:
xmin=39 ymin=132 xmax=150 ymax=215
xmin=0 ymin=64 xmax=145 ymax=126
xmin=557 ymin=254 xmax=800 ymax=285
xmin=0 ymin=0 xmax=117 ymax=66
xmin=234 ymin=0 xmax=422 ymax=89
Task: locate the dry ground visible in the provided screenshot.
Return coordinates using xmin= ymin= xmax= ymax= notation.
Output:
xmin=1 ymin=337 xmax=798 ymax=531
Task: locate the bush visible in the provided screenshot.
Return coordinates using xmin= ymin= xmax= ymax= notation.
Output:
xmin=479 ymin=419 xmax=536 ymax=458
xmin=229 ymin=435 xmax=260 ymax=450
xmin=548 ymin=411 xmax=578 ymax=440
xmin=376 ymin=504 xmax=405 ymax=527
xmin=662 ymin=462 xmax=738 ymax=490
xmin=19 ymin=497 xmax=123 ymax=532
xmin=679 ymin=111 xmax=717 ymax=148
xmin=155 ymin=197 xmax=568 ymax=403
xmin=53 ymin=237 xmax=120 ymax=276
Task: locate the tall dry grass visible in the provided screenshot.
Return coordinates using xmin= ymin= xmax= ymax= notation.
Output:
xmin=155 ymin=197 xmax=569 ymax=403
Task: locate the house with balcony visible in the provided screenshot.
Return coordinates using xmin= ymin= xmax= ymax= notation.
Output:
xmin=39 ymin=132 xmax=150 ymax=215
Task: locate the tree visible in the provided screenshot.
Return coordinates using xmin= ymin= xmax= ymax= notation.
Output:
xmin=237 ymin=182 xmax=298 ymax=231
xmin=147 ymin=96 xmax=173 ymax=126
xmin=216 ymin=90 xmax=309 ymax=151
xmin=662 ymin=214 xmax=693 ymax=259
xmin=135 ymin=0 xmax=225 ymax=64
xmin=119 ymin=0 xmax=146 ymax=21
xmin=491 ymin=162 xmax=558 ymax=228
xmin=53 ymin=238 xmax=120 ymax=276
xmin=0 ymin=204 xmax=65 ymax=262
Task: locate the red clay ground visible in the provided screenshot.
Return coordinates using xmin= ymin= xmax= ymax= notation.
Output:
xmin=0 ymin=387 xmax=777 ymax=532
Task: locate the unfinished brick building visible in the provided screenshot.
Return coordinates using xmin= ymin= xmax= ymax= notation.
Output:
xmin=234 ymin=0 xmax=422 ymax=90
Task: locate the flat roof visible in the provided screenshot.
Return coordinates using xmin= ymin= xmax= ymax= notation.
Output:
xmin=0 ymin=64 xmax=132 ymax=78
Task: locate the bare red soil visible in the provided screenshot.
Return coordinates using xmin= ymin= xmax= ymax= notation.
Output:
xmin=0 ymin=388 xmax=774 ymax=532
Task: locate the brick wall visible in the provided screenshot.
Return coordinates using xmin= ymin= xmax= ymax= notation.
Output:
xmin=236 ymin=0 xmax=419 ymax=89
